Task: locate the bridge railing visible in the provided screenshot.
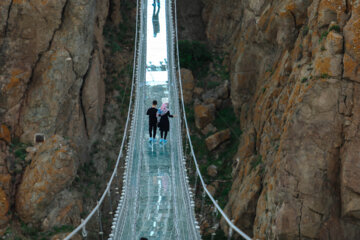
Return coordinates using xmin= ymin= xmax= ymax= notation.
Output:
xmin=170 ymin=0 xmax=252 ymax=239
xmin=63 ymin=0 xmax=141 ymax=238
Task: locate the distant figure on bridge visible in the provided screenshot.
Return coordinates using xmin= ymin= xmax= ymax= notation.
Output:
xmin=157 ymin=103 xmax=174 ymax=144
xmin=147 ymin=100 xmax=158 ymax=143
xmin=152 ymin=0 xmax=160 ymax=37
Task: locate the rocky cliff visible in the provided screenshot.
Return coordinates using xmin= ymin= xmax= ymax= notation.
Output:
xmin=0 ymin=0 xmax=135 ymax=237
xmin=198 ymin=0 xmax=360 ymax=239
xmin=1 ymin=0 xmax=360 ymax=239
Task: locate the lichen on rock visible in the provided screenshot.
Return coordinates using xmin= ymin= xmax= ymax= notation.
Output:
xmin=15 ymin=135 xmax=80 ymax=228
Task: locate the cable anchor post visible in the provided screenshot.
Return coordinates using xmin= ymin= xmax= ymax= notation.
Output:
xmin=96 ymin=201 xmax=104 ymax=240
xmin=200 ymin=187 xmax=206 ymax=217
xmin=108 ymin=188 xmax=113 ymax=215
xmin=115 ymin=172 xmax=120 ymax=195
xmin=193 ymin=171 xmax=198 ymax=194
xmin=227 ymin=220 xmax=234 ymax=240
xmin=81 ymin=219 xmax=88 ymax=239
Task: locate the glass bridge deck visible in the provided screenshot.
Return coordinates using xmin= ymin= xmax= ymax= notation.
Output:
xmin=111 ymin=0 xmax=199 ymax=239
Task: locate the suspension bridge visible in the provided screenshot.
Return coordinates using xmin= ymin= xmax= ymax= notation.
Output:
xmin=64 ymin=0 xmax=251 ymax=239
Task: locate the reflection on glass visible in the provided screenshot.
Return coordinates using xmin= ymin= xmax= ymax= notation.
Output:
xmin=152 ymin=0 xmax=160 ymax=38
xmin=147 ymin=59 xmax=167 ymax=72
xmin=147 ymin=0 xmax=168 ymax=85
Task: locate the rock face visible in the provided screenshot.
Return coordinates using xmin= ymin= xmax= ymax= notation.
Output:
xmin=180 ymin=68 xmax=195 ymax=104
xmin=207 ymin=164 xmax=218 ymax=177
xmin=199 ymin=0 xmax=360 ymax=239
xmin=16 ymin=135 xmax=80 ymax=228
xmin=0 ymin=141 xmax=12 ymax=230
xmin=205 ymin=129 xmax=231 ymax=151
xmin=194 ymin=103 xmax=215 ymax=129
xmin=0 ymin=188 xmax=9 ymax=230
xmin=0 ymin=125 xmax=10 ymax=143
xmin=0 ymin=0 xmax=109 ymax=232
xmin=176 ymin=0 xmax=206 ymax=41
xmin=0 ymin=0 xmax=107 ymax=157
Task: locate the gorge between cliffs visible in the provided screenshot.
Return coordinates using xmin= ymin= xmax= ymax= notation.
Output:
xmin=1 ymin=0 xmax=360 ymax=239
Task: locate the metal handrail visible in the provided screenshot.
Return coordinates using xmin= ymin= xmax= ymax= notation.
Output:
xmin=63 ymin=0 xmax=141 ymax=237
xmin=167 ymin=0 xmax=200 ymax=237
xmin=64 ymin=0 xmax=252 ymax=238
xmin=172 ymin=0 xmax=252 ymax=239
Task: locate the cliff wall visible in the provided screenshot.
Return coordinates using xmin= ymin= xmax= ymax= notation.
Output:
xmin=200 ymin=0 xmax=360 ymax=239
xmin=0 ymin=0 xmax=125 ymax=236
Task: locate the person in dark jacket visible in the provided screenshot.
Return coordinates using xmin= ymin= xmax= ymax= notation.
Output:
xmin=157 ymin=103 xmax=174 ymax=144
xmin=146 ymin=100 xmax=158 ymax=143
xmin=152 ymin=0 xmax=160 ymax=37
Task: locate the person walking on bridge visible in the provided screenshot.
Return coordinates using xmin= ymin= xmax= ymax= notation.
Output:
xmin=147 ymin=100 xmax=158 ymax=143
xmin=157 ymin=103 xmax=175 ymax=144
xmin=152 ymin=0 xmax=160 ymax=37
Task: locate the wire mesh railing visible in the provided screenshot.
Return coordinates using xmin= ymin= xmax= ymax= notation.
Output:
xmin=108 ymin=0 xmax=148 ymax=236
xmin=64 ymin=0 xmax=252 ymax=238
xmin=63 ymin=0 xmax=141 ymax=237
xmin=171 ymin=0 xmax=252 ymax=239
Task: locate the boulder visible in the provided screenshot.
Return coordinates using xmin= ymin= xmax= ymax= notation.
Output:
xmin=325 ymin=31 xmax=343 ymax=55
xmin=42 ymin=190 xmax=82 ymax=230
xmin=82 ymin=50 xmax=106 ymax=138
xmin=318 ymin=7 xmax=337 ymax=28
xmin=201 ymin=124 xmax=217 ymax=135
xmin=0 ymin=188 xmax=9 ymax=229
xmin=312 ymin=31 xmax=343 ymax=78
xmin=205 ymin=129 xmax=231 ymax=151
xmin=194 ymin=104 xmax=215 ymax=129
xmin=207 ymin=165 xmax=218 ymax=177
xmin=194 ymin=87 xmax=204 ymax=96
xmin=215 ymin=80 xmax=230 ymax=100
xmin=180 ymin=68 xmax=195 ymax=104
xmin=202 ymin=80 xmax=230 ymax=104
xmin=16 ymin=135 xmax=80 ymax=227
xmin=207 ymin=185 xmax=216 ymax=196
xmin=0 ymin=125 xmax=10 ymax=144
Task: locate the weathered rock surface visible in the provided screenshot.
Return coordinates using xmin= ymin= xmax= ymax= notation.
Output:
xmin=0 ymin=125 xmax=10 ymax=144
xmin=0 ymin=142 xmax=12 ymax=230
xmin=202 ymin=80 xmax=229 ymax=105
xmin=0 ymin=0 xmax=107 ymax=159
xmin=206 ymin=184 xmax=216 ymax=196
xmin=205 ymin=129 xmax=231 ymax=151
xmin=201 ymin=123 xmax=217 ymax=135
xmin=180 ymin=68 xmax=195 ymax=104
xmin=82 ymin=50 xmax=106 ymax=138
xmin=200 ymin=0 xmax=360 ymax=239
xmin=176 ymin=0 xmax=206 ymax=41
xmin=207 ymin=164 xmax=218 ymax=177
xmin=194 ymin=103 xmax=215 ymax=129
xmin=16 ymin=135 xmax=80 ymax=228
xmin=42 ymin=190 xmax=82 ymax=230
xmin=51 ymin=232 xmax=81 ymax=240
xmin=0 ymin=188 xmax=9 ymax=230
xmin=0 ymin=0 xmax=109 ymax=232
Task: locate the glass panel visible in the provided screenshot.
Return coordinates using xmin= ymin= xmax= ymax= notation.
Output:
xmin=112 ymin=0 xmax=200 ymax=239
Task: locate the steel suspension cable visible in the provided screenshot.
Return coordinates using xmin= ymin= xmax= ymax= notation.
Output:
xmin=172 ymin=0 xmax=252 ymax=239
xmin=63 ymin=0 xmax=141 ymax=237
